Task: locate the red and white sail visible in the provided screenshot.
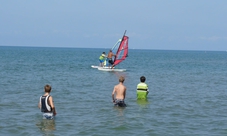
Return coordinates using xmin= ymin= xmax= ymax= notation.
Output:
xmin=113 ymin=33 xmax=129 ymax=66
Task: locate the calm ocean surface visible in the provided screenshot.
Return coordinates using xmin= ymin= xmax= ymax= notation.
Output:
xmin=0 ymin=46 xmax=227 ymax=136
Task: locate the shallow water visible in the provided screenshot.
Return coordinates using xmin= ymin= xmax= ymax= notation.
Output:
xmin=0 ymin=46 xmax=227 ymax=135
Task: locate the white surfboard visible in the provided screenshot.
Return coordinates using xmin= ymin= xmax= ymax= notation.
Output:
xmin=91 ymin=65 xmax=100 ymax=68
xmin=91 ymin=65 xmax=113 ymax=69
xmin=98 ymin=67 xmax=126 ymax=72
xmin=93 ymin=31 xmax=129 ymax=72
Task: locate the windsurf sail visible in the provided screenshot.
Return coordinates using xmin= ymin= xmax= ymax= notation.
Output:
xmin=113 ymin=30 xmax=129 ymax=66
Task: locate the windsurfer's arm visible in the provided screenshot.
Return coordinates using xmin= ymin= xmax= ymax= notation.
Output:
xmin=112 ymin=52 xmax=116 ymax=56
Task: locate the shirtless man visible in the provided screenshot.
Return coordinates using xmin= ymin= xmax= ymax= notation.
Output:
xmin=107 ymin=50 xmax=115 ymax=67
xmin=112 ymin=76 xmax=127 ymax=107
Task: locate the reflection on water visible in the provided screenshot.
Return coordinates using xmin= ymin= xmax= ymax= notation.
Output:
xmin=113 ymin=106 xmax=126 ymax=116
xmin=113 ymin=106 xmax=126 ymax=126
xmin=36 ymin=119 xmax=56 ymax=133
xmin=136 ymin=99 xmax=150 ymax=108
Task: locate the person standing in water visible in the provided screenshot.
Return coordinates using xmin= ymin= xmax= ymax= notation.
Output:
xmin=112 ymin=76 xmax=127 ymax=107
xmin=38 ymin=84 xmax=57 ymax=119
xmin=137 ymin=76 xmax=149 ymax=99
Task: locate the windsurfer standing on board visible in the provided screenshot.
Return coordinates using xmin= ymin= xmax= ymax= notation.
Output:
xmin=99 ymin=52 xmax=106 ymax=67
xmin=107 ymin=50 xmax=115 ymax=67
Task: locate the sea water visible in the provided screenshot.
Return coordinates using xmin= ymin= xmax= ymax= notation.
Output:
xmin=0 ymin=46 xmax=227 ymax=136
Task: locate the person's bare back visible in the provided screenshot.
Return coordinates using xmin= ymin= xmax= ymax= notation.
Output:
xmin=112 ymin=76 xmax=126 ymax=103
xmin=107 ymin=50 xmax=115 ymax=59
xmin=113 ymin=83 xmax=126 ymax=99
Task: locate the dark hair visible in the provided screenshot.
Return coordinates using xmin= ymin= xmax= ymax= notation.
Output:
xmin=103 ymin=52 xmax=105 ymax=54
xmin=44 ymin=84 xmax=51 ymax=92
xmin=140 ymin=76 xmax=146 ymax=82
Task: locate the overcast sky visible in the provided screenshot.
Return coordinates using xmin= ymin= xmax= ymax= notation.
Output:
xmin=0 ymin=0 xmax=226 ymax=51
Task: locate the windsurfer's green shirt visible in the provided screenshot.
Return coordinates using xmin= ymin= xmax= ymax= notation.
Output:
xmin=99 ymin=54 xmax=105 ymax=60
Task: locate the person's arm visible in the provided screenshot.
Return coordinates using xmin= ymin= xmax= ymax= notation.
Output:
xmin=38 ymin=101 xmax=41 ymax=109
xmin=49 ymin=96 xmax=57 ymax=116
xmin=123 ymin=87 xmax=126 ymax=99
xmin=112 ymin=87 xmax=116 ymax=103
xmin=147 ymin=84 xmax=149 ymax=92
xmin=38 ymin=97 xmax=41 ymax=109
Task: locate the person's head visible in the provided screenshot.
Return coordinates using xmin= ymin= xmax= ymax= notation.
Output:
xmin=109 ymin=50 xmax=112 ymax=52
xmin=44 ymin=84 xmax=52 ymax=93
xmin=140 ymin=76 xmax=146 ymax=82
xmin=119 ymin=76 xmax=125 ymax=83
xmin=102 ymin=52 xmax=105 ymax=54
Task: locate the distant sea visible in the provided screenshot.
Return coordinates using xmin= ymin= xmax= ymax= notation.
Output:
xmin=0 ymin=46 xmax=227 ymax=136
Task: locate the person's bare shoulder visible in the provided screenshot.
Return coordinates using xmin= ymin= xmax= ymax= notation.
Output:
xmin=49 ymin=95 xmax=53 ymax=101
xmin=123 ymin=85 xmax=127 ymax=90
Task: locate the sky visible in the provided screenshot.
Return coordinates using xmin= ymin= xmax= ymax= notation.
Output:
xmin=0 ymin=0 xmax=227 ymax=51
